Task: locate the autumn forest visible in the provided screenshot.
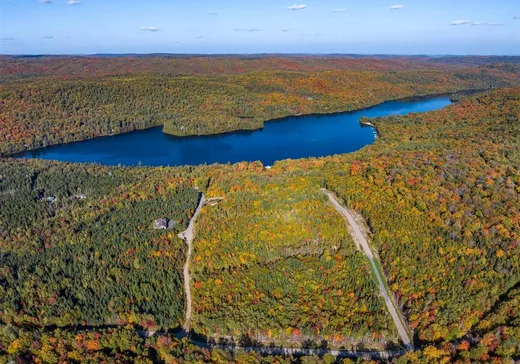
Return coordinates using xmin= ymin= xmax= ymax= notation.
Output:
xmin=0 ymin=55 xmax=520 ymax=363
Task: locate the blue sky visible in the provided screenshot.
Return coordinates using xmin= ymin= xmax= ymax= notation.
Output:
xmin=1 ymin=0 xmax=519 ymax=55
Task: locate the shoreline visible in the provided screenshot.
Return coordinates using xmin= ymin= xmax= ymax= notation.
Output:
xmin=162 ymin=89 xmax=468 ymax=140
xmin=4 ymin=88 xmax=481 ymax=160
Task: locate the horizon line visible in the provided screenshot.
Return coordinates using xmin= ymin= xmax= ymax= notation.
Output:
xmin=2 ymin=52 xmax=520 ymax=58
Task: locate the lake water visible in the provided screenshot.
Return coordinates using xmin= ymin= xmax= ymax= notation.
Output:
xmin=19 ymin=96 xmax=451 ymax=167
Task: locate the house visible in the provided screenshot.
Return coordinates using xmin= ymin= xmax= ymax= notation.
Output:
xmin=154 ymin=218 xmax=168 ymax=229
xmin=45 ymin=196 xmax=57 ymax=204
xmin=154 ymin=218 xmax=176 ymax=230
xmin=74 ymin=194 xmax=87 ymax=200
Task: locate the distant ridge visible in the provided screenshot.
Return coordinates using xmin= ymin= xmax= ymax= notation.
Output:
xmin=3 ymin=53 xmax=520 ymax=61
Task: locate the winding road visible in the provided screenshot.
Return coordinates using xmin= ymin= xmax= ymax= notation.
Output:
xmin=321 ymin=189 xmax=412 ymax=348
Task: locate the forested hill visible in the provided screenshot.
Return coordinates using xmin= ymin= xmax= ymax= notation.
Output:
xmin=319 ymin=87 xmax=520 ymax=362
xmin=0 ymin=55 xmax=519 ymax=362
xmin=1 ymin=56 xmax=519 ymax=156
xmin=2 ymin=55 xmax=519 ymax=80
xmin=1 ymin=86 xmax=519 ymax=362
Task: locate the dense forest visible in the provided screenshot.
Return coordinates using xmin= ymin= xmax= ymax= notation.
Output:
xmin=321 ymin=88 xmax=520 ymax=345
xmin=1 ymin=56 xmax=519 ymax=362
xmin=192 ymin=172 xmax=396 ymax=347
xmin=3 ymin=55 xmax=520 ymax=80
xmin=317 ymin=87 xmax=518 ymax=362
xmin=1 ymin=58 xmax=519 ymax=156
xmin=1 ymin=160 xmax=200 ymax=330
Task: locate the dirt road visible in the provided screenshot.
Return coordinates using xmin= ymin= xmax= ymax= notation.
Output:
xmin=178 ymin=193 xmax=206 ymax=334
xmin=321 ymin=189 xmax=412 ymax=348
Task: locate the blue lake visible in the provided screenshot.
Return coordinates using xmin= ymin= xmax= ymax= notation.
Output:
xmin=19 ymin=96 xmax=452 ymax=167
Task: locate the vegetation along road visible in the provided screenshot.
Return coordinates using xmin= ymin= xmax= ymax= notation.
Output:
xmin=321 ymin=188 xmax=413 ymax=348
xmin=178 ymin=193 xmax=206 ymax=335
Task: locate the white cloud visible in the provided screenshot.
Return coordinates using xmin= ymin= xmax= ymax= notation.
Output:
xmin=208 ymin=11 xmax=218 ymax=15
xmin=140 ymin=26 xmax=160 ymax=32
xmin=390 ymin=5 xmax=404 ymax=10
xmin=278 ymin=28 xmax=291 ymax=32
xmin=287 ymin=4 xmax=307 ymax=10
xmin=233 ymin=28 xmax=262 ymax=32
xmin=38 ymin=0 xmax=53 ymax=3
xmin=0 ymin=37 xmax=15 ymax=41
xmin=513 ymin=16 xmax=519 ymax=20
xmin=67 ymin=0 xmax=82 ymax=4
xmin=42 ymin=36 xmax=54 ymax=39
xmin=334 ymin=8 xmax=347 ymax=12
xmin=451 ymin=20 xmax=470 ymax=25
xmin=472 ymin=22 xmax=504 ymax=26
